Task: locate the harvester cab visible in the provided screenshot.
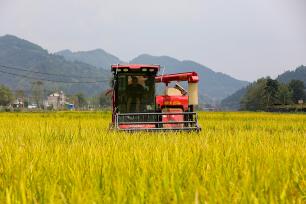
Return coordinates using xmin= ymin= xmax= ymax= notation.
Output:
xmin=111 ymin=64 xmax=201 ymax=131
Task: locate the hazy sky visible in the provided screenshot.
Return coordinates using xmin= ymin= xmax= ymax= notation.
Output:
xmin=1 ymin=0 xmax=305 ymax=81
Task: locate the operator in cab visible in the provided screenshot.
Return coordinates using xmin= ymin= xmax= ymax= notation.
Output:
xmin=127 ymin=77 xmax=145 ymax=112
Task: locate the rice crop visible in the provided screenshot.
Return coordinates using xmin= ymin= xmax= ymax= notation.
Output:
xmin=0 ymin=111 xmax=305 ymax=203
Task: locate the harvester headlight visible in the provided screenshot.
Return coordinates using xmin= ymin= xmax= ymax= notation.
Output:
xmin=142 ymin=68 xmax=147 ymax=72
xmin=117 ymin=69 xmax=122 ymax=72
xmin=123 ymin=68 xmax=129 ymax=72
xmin=149 ymin=68 xmax=155 ymax=72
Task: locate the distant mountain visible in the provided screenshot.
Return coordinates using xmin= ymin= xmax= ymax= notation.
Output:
xmin=277 ymin=65 xmax=306 ymax=84
xmin=220 ymin=87 xmax=247 ymax=110
xmin=56 ymin=49 xmax=123 ymax=69
xmin=221 ymin=65 xmax=306 ymax=110
xmin=0 ymin=35 xmax=111 ymax=96
xmin=0 ymin=34 xmax=250 ymax=105
xmin=131 ymin=54 xmax=249 ymax=103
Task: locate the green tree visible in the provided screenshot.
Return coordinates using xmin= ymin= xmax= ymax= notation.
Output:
xmin=241 ymin=78 xmax=267 ymax=111
xmin=75 ymin=93 xmax=87 ymax=108
xmin=264 ymin=78 xmax=279 ymax=108
xmin=288 ymin=80 xmax=305 ymax=103
xmin=276 ymin=83 xmax=292 ymax=105
xmin=0 ymin=85 xmax=13 ymax=106
xmin=31 ymin=81 xmax=44 ymax=108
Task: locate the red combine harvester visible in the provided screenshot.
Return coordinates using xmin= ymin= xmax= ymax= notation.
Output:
xmin=111 ymin=64 xmax=201 ymax=131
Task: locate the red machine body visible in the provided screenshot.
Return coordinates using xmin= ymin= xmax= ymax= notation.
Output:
xmin=155 ymin=72 xmax=199 ymax=128
xmin=111 ymin=64 xmax=200 ymax=131
xmin=156 ymin=95 xmax=189 ymax=111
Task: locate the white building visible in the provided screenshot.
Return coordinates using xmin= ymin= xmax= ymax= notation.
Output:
xmin=45 ymin=91 xmax=66 ymax=109
xmin=12 ymin=98 xmax=24 ymax=108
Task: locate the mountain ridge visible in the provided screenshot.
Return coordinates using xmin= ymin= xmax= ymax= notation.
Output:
xmin=1 ymin=34 xmax=249 ymax=104
xmin=0 ymin=35 xmax=111 ymax=97
xmin=55 ymin=48 xmax=123 ymax=69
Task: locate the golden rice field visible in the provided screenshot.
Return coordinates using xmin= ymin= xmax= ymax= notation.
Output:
xmin=0 ymin=112 xmax=305 ymax=203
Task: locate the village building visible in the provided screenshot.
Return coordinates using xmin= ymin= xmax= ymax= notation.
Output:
xmin=45 ymin=91 xmax=66 ymax=110
xmin=12 ymin=98 xmax=24 ymax=108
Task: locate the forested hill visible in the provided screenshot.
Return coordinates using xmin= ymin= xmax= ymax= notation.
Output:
xmin=220 ymin=87 xmax=247 ymax=110
xmin=277 ymin=65 xmax=306 ymax=84
xmin=221 ymin=65 xmax=306 ymax=110
xmin=0 ymin=35 xmax=111 ymax=96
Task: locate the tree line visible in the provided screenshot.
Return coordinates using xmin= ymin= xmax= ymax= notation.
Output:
xmin=241 ymin=78 xmax=305 ymax=111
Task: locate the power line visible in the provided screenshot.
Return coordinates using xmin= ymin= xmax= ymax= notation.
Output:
xmin=0 ymin=69 xmax=110 ymax=84
xmin=0 ymin=64 xmax=105 ymax=79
